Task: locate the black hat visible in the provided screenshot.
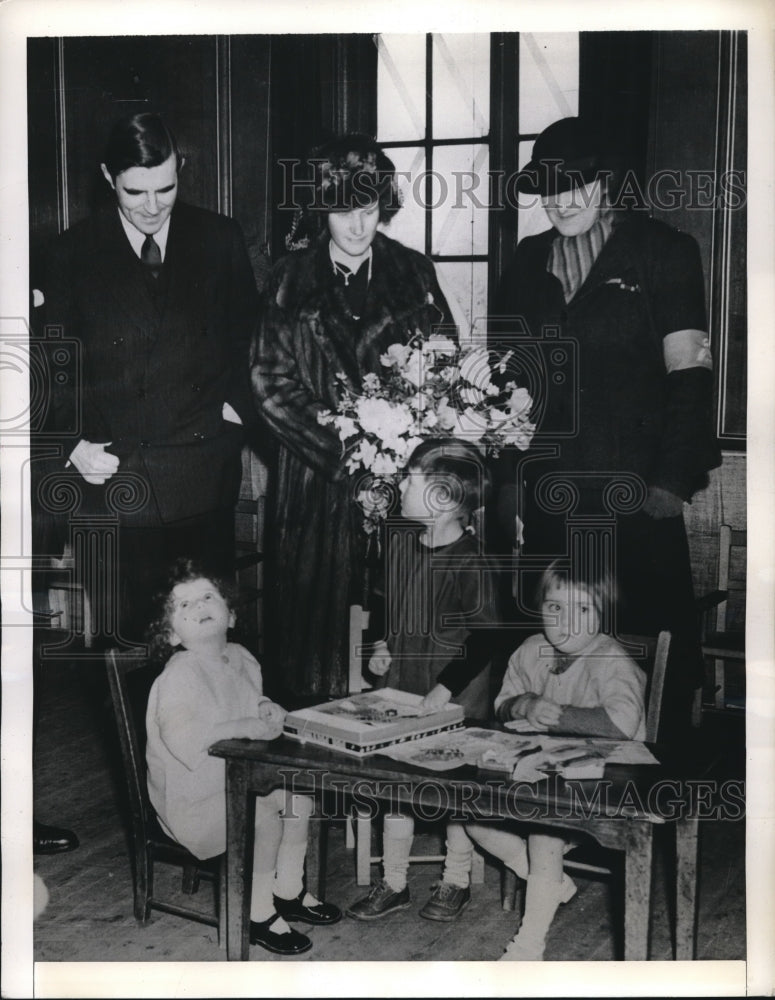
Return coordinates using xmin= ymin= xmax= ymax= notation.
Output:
xmin=517 ymin=117 xmax=610 ymax=197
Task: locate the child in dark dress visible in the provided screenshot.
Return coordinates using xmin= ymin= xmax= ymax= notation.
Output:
xmin=346 ymin=439 xmax=500 ymax=922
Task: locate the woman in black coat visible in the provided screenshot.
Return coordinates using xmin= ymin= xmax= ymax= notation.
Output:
xmin=252 ymin=135 xmax=454 ymax=701
xmin=491 ymin=117 xmax=720 ymax=735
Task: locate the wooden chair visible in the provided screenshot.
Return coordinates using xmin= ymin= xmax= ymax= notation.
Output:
xmin=697 ymin=525 xmax=746 ymax=711
xmin=105 ymin=649 xmax=227 ymax=943
xmin=501 ymin=630 xmax=671 ymax=910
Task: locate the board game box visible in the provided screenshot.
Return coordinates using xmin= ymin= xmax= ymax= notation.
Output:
xmin=282 ymin=688 xmax=465 ymax=756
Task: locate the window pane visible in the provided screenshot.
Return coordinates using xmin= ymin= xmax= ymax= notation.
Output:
xmin=432 ymin=34 xmax=490 ymax=139
xmin=377 ymin=34 xmax=427 ymax=143
xmin=379 ymin=146 xmax=426 ymax=254
xmin=431 ymin=144 xmax=489 ymax=256
xmin=516 ymin=139 xmax=552 ymax=242
xmin=436 ymin=261 xmax=488 ymax=343
xmin=519 ymin=32 xmax=579 ymax=135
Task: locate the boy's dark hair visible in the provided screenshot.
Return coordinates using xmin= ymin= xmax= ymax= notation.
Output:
xmin=102 ymin=112 xmax=183 ymax=180
xmin=146 ymin=557 xmax=238 ymax=663
xmin=536 ymin=558 xmax=619 ymax=633
xmin=406 ymin=437 xmax=492 ymax=517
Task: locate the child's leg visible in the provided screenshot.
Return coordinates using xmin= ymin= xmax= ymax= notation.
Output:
xmin=467 ymin=822 xmax=576 ymax=901
xmin=441 ymin=821 xmax=474 ymax=888
xmin=273 ymin=793 xmax=313 ymax=901
xmin=382 ymin=813 xmax=414 ymax=892
xmin=346 ymin=813 xmax=414 ymax=920
xmin=466 ymin=821 xmax=529 ymax=880
xmin=500 ymin=832 xmax=567 ymax=961
xmin=250 ymin=789 xmax=286 ymax=922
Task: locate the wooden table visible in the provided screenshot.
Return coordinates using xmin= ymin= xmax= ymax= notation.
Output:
xmin=209 ymin=734 xmax=700 ymax=962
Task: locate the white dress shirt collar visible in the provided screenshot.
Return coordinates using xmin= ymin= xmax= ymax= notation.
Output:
xmin=117 ymin=210 xmax=171 ymax=262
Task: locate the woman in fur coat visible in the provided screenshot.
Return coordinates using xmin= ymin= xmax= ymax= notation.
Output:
xmin=251 ymin=134 xmax=455 ymax=701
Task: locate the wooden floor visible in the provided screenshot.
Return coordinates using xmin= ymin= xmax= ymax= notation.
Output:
xmin=32 ymin=659 xmax=746 ymax=964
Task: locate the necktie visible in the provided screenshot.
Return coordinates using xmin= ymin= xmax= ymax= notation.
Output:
xmin=141 ymin=235 xmax=162 ymax=278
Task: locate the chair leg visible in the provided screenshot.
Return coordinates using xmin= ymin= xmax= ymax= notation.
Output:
xmin=182 ymin=863 xmax=201 ymax=895
xmin=355 ymin=808 xmax=373 ymax=886
xmin=134 ymin=841 xmax=153 ymax=924
xmin=217 ymin=855 xmax=227 ymax=951
xmin=471 ymin=847 xmax=485 ymax=885
xmin=501 ymin=866 xmax=520 ymax=912
xmin=714 ymin=657 xmax=726 ymax=709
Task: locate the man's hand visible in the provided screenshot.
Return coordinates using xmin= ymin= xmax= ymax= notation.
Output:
xmin=68 ymin=440 xmax=119 ymax=485
xmin=525 ymin=695 xmax=563 ymax=730
xmin=368 ymin=640 xmax=392 ymax=677
xmin=420 ymin=683 xmax=452 ymax=712
xmin=643 ymin=486 xmax=684 ymax=519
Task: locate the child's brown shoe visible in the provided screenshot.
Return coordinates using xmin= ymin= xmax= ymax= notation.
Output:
xmin=345 ymin=878 xmax=411 ymax=920
xmin=419 ymin=882 xmax=470 ymax=922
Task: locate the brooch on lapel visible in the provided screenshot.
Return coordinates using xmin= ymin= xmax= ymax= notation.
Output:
xmin=605 ymin=277 xmax=641 ymax=293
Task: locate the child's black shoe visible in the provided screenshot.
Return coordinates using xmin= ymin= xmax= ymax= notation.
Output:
xmin=249 ymin=912 xmax=312 ymax=955
xmin=274 ymin=890 xmax=342 ymax=925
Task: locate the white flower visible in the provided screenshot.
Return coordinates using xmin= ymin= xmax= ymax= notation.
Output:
xmin=362 ymin=372 xmax=381 ymax=392
xmin=424 ymin=334 xmax=457 ymax=357
xmin=409 ymin=391 xmax=431 ymax=412
xmin=439 ymin=365 xmax=460 ymax=383
xmin=402 ymin=348 xmax=426 ymax=388
xmin=359 ymin=439 xmax=378 ymax=470
xmin=460 ymin=385 xmax=487 ymax=406
xmin=508 ymin=386 xmax=533 ymax=418
xmin=435 ymin=397 xmax=457 ymax=430
xmin=372 ymin=452 xmax=399 ymax=476
xmin=336 ymin=416 xmax=358 ymax=441
xmin=380 ymin=343 xmax=411 ymax=368
xmin=459 ymin=347 xmax=493 ymax=391
xmin=421 ymin=410 xmax=439 ymax=430
xmin=503 ymin=421 xmax=536 ymax=451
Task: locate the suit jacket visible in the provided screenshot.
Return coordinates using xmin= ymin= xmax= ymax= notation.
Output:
xmin=42 ymin=201 xmax=259 ymax=527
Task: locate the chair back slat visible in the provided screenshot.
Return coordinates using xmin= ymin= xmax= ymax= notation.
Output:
xmin=105 ymin=649 xmax=161 ymax=838
xmin=618 ymin=630 xmax=671 ymax=744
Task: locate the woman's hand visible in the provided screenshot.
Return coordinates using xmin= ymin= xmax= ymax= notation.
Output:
xmin=368 ymin=640 xmax=392 ymax=677
xmin=420 ymin=683 xmax=452 ymax=713
xmin=524 ymin=695 xmax=563 ymax=730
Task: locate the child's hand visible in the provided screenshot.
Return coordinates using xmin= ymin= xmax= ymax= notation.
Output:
xmin=525 ymin=695 xmax=563 ymax=730
xmin=256 ymin=700 xmax=286 ymax=740
xmin=258 ymin=700 xmax=286 ymax=726
xmin=420 ymin=683 xmax=452 ymax=712
xmin=368 ymin=640 xmax=392 ymax=677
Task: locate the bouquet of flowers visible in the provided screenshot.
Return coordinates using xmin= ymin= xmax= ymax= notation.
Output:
xmin=318 ymin=333 xmax=536 ymax=535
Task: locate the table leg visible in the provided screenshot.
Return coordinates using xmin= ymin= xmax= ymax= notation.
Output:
xmin=306 ymin=816 xmax=328 ymax=901
xmin=224 ymin=759 xmax=252 ymax=961
xmin=675 ymin=815 xmax=699 ymax=960
xmin=623 ymin=822 xmax=654 ymax=960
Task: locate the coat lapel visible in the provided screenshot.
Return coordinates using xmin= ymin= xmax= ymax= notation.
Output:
xmin=91 ymin=207 xmax=161 ymax=338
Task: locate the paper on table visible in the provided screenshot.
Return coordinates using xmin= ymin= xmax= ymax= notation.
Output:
xmin=378 ymin=727 xmax=542 ymax=772
xmin=512 ymin=737 xmax=659 ymax=783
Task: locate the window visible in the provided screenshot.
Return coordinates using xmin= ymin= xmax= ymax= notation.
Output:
xmin=376 ymin=32 xmax=578 ymax=338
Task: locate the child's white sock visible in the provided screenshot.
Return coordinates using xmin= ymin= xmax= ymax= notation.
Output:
xmin=382 ymin=814 xmax=414 ymax=892
xmin=273 ymin=840 xmax=307 ymax=901
xmin=251 ymin=870 xmax=289 ymax=928
xmin=442 ymin=823 xmax=473 ymax=889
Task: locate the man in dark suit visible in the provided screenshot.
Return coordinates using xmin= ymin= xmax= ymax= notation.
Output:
xmin=42 ymin=111 xmax=258 ymax=642
xmin=33 ymin=113 xmax=258 ymax=853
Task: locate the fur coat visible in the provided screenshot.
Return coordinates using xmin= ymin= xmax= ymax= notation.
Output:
xmin=251 ymin=231 xmax=454 ymax=700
